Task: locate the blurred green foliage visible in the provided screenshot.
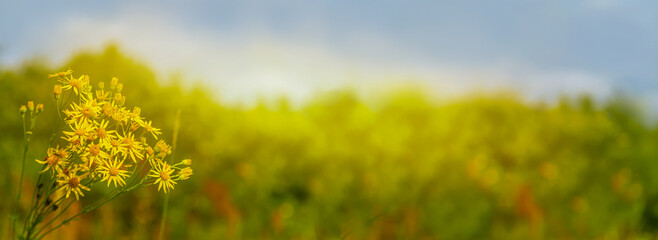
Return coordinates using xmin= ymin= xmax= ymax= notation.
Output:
xmin=2 ymin=45 xmax=658 ymax=239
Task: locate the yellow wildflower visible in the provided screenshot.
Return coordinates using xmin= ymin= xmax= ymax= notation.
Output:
xmin=178 ymin=167 xmax=193 ymax=180
xmin=60 ymin=74 xmax=89 ymax=95
xmin=149 ymin=160 xmax=176 ymax=193
xmin=35 ymin=146 xmax=68 ymax=175
xmin=119 ymin=132 xmax=144 ymax=162
xmin=48 ymin=68 xmax=73 ymax=78
xmin=109 ymin=106 xmax=129 ymax=123
xmin=65 ymin=99 xmax=101 ymax=124
xmin=95 ymin=119 xmax=117 ymax=147
xmin=98 ymin=158 xmax=130 ymax=187
xmin=57 ymin=169 xmax=90 ymax=200
xmin=155 ymin=140 xmax=172 ymax=157
xmin=127 ymin=106 xmax=144 ymax=124
xmin=141 ymin=120 xmax=162 ymax=139
xmin=62 ymin=121 xmax=95 ymax=145
xmin=81 ymin=143 xmax=109 ymax=166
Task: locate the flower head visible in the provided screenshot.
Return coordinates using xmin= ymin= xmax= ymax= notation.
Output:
xmin=99 ymin=158 xmax=130 ymax=187
xmin=65 ymin=98 xmax=102 ymax=125
xmin=48 ymin=69 xmax=73 ymax=78
xmin=141 ymin=120 xmax=162 ymax=139
xmin=60 ymin=74 xmax=89 ymax=95
xmin=119 ymin=132 xmax=144 ymax=162
xmin=149 ymin=160 xmax=176 ymax=193
xmin=81 ymin=143 xmax=109 ymax=167
xmin=57 ymin=169 xmax=90 ymax=200
xmin=35 ymin=146 xmax=68 ymax=175
xmin=62 ymin=121 xmax=95 ymax=147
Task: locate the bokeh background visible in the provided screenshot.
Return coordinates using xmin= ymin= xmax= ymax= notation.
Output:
xmin=2 ymin=1 xmax=658 ymax=239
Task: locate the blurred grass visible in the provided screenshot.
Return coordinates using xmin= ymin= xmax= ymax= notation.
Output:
xmin=2 ymin=45 xmax=658 ymax=239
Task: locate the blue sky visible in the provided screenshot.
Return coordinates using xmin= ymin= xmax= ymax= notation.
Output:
xmin=1 ymin=1 xmax=657 ymax=106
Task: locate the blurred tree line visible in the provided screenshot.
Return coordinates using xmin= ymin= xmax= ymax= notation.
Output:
xmin=2 ymin=45 xmax=658 ymax=239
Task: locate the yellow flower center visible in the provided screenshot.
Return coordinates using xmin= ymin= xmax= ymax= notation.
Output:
xmin=109 ymin=167 xmax=119 ymax=176
xmin=89 ymin=144 xmax=101 ymax=156
xmin=160 ymin=171 xmax=170 ymax=181
xmin=123 ymin=137 xmax=134 ymax=149
xmin=46 ymin=155 xmax=59 ymax=166
xmin=111 ymin=139 xmax=121 ymax=147
xmin=68 ymin=177 xmax=80 ymax=188
xmin=97 ymin=127 xmax=107 ymax=138
xmin=81 ymin=106 xmax=94 ymax=117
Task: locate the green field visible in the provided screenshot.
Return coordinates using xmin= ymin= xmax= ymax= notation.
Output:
xmin=2 ymin=46 xmax=658 ymax=239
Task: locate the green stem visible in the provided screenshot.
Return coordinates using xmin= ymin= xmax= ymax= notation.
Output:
xmin=158 ymin=109 xmax=181 ymax=240
xmin=35 ymin=181 xmax=146 ymax=240
xmin=28 ymin=176 xmax=97 ymax=239
xmin=12 ymin=114 xmax=30 ymax=240
xmin=30 ymin=198 xmax=75 ymax=239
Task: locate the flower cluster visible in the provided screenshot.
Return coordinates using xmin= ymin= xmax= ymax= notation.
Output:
xmin=37 ymin=69 xmax=193 ymax=199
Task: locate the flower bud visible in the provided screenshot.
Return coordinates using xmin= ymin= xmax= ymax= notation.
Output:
xmin=179 ymin=167 xmax=193 ymax=180
xmin=98 ymin=82 xmax=105 ymax=90
xmin=114 ymin=93 xmax=126 ymax=106
xmin=27 ymin=101 xmax=34 ymax=112
xmin=53 ymin=85 xmax=63 ymax=100
xmin=36 ymin=104 xmax=44 ymax=114
xmin=110 ymin=77 xmax=118 ymax=90
xmin=96 ymin=90 xmax=106 ymax=101
xmin=19 ymin=105 xmax=27 ymax=115
xmin=133 ymin=106 xmax=141 ymax=116
xmin=181 ymin=159 xmax=192 ymax=166
xmin=130 ymin=122 xmax=140 ymax=132
xmin=146 ymin=146 xmax=154 ymax=156
xmin=116 ymin=83 xmax=124 ymax=93
xmin=102 ymin=104 xmax=116 ymax=117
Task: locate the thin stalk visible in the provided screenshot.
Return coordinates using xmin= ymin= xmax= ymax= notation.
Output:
xmin=25 ymin=96 xmax=62 ymax=237
xmin=28 ymin=175 xmax=98 ymax=238
xmin=12 ymin=113 xmax=30 ymax=239
xmin=158 ymin=109 xmax=181 ymax=240
xmin=35 ymin=182 xmax=146 ymax=240
xmin=23 ymin=179 xmax=61 ymax=238
xmin=29 ymin=198 xmax=75 ymax=239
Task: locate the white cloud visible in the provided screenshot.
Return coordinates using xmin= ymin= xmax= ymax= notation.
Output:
xmin=3 ymin=6 xmax=617 ymax=106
